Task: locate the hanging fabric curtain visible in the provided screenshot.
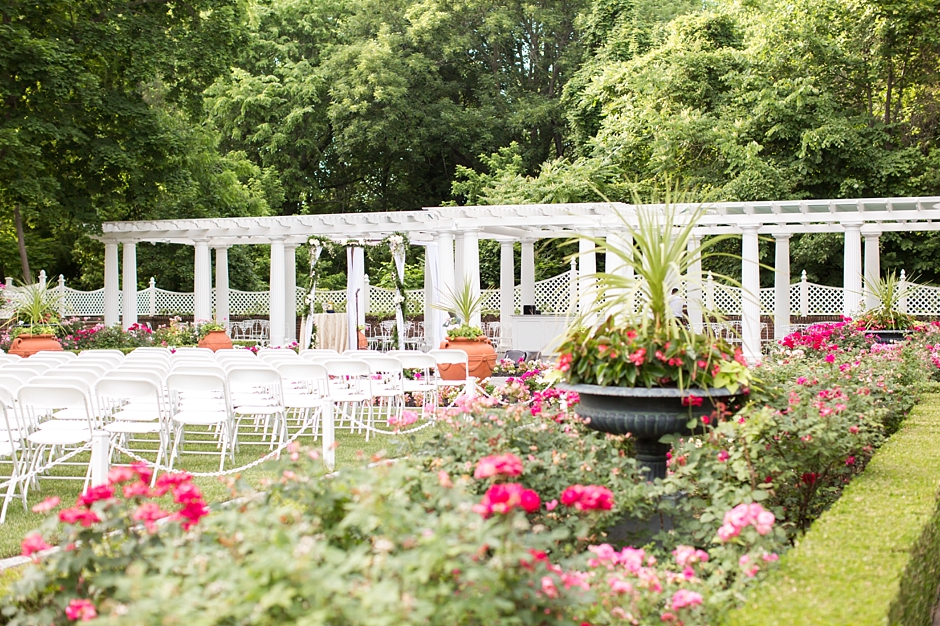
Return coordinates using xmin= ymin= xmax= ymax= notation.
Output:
xmin=424 ymin=242 xmax=441 ymax=348
xmin=389 ymin=236 xmax=407 ymax=350
xmin=301 ymin=240 xmax=323 ymax=350
xmin=346 ymin=246 xmax=365 ymax=350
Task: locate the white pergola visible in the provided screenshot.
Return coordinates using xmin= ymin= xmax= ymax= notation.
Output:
xmin=99 ymin=197 xmax=940 ymax=360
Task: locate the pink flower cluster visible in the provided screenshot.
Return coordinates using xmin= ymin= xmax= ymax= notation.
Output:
xmin=65 ymin=598 xmax=97 ymax=622
xmin=560 ymin=484 xmax=614 ymax=511
xmin=474 ymin=453 xmax=524 ymax=479
xmin=387 ymin=410 xmax=419 ymax=430
xmin=472 ymin=483 xmax=541 ymax=517
xmin=716 ymin=503 xmax=775 ymax=541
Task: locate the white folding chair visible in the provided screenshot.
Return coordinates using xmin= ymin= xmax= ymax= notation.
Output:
xmin=357 ymin=355 xmax=405 ymax=440
xmin=323 ymin=359 xmax=372 ymax=433
xmin=0 ymin=388 xmax=28 ymax=523
xmin=394 ymin=352 xmax=439 ymax=416
xmin=276 ymin=362 xmax=329 ymax=438
xmin=227 ymin=366 xmax=287 ymax=450
xmin=428 ymin=349 xmax=474 ymax=403
xmin=166 ymin=373 xmax=234 ymax=472
xmin=29 ymin=352 xmax=77 ymax=364
xmin=97 ymin=378 xmax=166 ymax=486
xmin=18 ymin=383 xmax=97 ymax=494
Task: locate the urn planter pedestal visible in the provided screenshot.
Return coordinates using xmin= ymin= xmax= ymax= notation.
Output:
xmin=560 ymin=384 xmax=735 ymax=481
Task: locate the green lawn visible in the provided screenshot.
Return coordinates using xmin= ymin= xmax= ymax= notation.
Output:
xmin=0 ymin=422 xmax=430 ymax=559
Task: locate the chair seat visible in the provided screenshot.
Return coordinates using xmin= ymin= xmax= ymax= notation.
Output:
xmin=105 ymin=421 xmax=162 ymax=434
xmin=171 ymin=410 xmax=229 ymax=426
xmin=49 ymin=407 xmax=92 ymax=420
xmin=234 ymin=404 xmax=284 ymax=415
xmin=283 ymin=394 xmax=326 ymax=409
xmin=403 ymin=381 xmax=436 ymax=393
xmin=38 ymin=419 xmax=92 ymax=431
xmin=28 ymin=429 xmax=91 ymax=445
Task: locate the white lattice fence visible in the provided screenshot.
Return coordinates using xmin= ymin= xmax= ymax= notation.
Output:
xmin=806 ymin=284 xmax=843 ymax=315
xmin=711 ymin=284 xmax=742 ymax=315
xmin=60 ymin=287 xmax=105 ymax=317
xmin=310 ymin=289 xmax=346 ymax=313
xmin=904 ymin=284 xmax=940 ymax=315
xmin=535 ymin=270 xmax=574 ymax=313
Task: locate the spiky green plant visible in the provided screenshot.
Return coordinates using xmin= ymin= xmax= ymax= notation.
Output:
xmin=857 ymin=271 xmax=918 ymax=330
xmin=432 ymin=278 xmax=487 ymax=339
xmin=8 ymin=281 xmax=61 ymax=333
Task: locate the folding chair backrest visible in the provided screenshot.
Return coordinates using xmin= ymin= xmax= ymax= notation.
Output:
xmin=429 ymin=349 xmax=469 ymax=379
xmin=166 ymin=373 xmax=230 ymax=412
xmin=10 ymin=361 xmax=53 ymax=374
xmin=301 ymin=349 xmax=339 ymax=358
xmin=104 ymin=369 xmax=166 ymax=387
xmin=172 ymin=364 xmax=226 ymax=378
xmin=45 ymin=368 xmax=101 ymax=388
xmin=323 ymin=359 xmax=372 ymax=377
xmin=277 ymin=362 xmax=329 ymax=387
xmin=259 ymin=350 xmax=300 ymax=361
xmin=359 ymin=355 xmax=404 ymax=375
xmin=394 ymin=352 xmax=437 ymax=371
xmin=96 ymin=377 xmax=162 ymax=404
xmin=0 ymin=375 xmax=26 ymax=397
xmin=79 ymin=349 xmax=125 ymax=359
xmin=18 ymin=383 xmax=95 ymax=428
xmin=172 ymin=347 xmax=214 ymax=355
xmin=0 ymin=370 xmax=38 ymax=385
xmin=130 ymin=347 xmax=171 ymax=355
xmin=227 ymin=366 xmax=283 ymax=394
xmin=29 ymin=352 xmax=77 ymax=364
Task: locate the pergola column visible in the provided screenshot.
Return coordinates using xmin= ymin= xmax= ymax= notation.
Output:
xmin=740 ymin=225 xmax=762 ymax=363
xmin=499 ymin=240 xmax=515 ymax=350
xmin=269 ymin=238 xmax=286 ymax=347
xmin=686 ymin=235 xmax=703 ymax=332
xmin=121 ymin=242 xmax=137 ymax=329
xmin=437 ymin=232 xmax=455 ymax=300
xmin=843 ymin=222 xmax=863 ymax=317
xmin=578 ymin=233 xmax=597 ymax=318
xmin=460 ymin=229 xmax=482 ymax=327
xmin=773 ymin=234 xmax=791 ymax=340
xmin=285 ymin=243 xmax=297 ymax=342
xmin=864 ymin=231 xmax=881 ymax=310
xmin=214 ymin=245 xmax=230 ymax=327
xmin=193 ymin=240 xmax=212 ymax=323
xmin=424 ymin=242 xmax=442 ymax=348
xmin=605 ymin=230 xmax=633 ymax=279
xmin=104 ymin=241 xmax=120 ymax=326
xmin=521 ymin=239 xmax=536 ymax=308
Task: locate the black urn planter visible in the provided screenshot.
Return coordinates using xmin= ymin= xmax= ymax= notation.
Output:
xmin=864 ymin=329 xmax=912 ymax=344
xmin=560 ymin=384 xmax=735 ymax=481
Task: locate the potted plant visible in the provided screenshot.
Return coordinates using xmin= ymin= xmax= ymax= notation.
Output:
xmin=556 ymin=195 xmax=751 ymax=480
xmin=6 ymin=282 xmax=64 ymax=357
xmin=434 ymin=279 xmax=497 ymax=380
xmin=196 ymin=320 xmax=233 ymax=352
xmin=856 ymin=271 xmax=918 ymax=343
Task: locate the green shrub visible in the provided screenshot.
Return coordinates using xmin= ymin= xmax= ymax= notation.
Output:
xmin=725 ymin=395 xmax=940 ymax=626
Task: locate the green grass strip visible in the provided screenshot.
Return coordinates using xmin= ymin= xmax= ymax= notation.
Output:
xmin=726 ymin=394 xmax=940 ymax=626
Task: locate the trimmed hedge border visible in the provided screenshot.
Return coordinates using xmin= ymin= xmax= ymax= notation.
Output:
xmin=726 ymin=394 xmax=940 ymax=626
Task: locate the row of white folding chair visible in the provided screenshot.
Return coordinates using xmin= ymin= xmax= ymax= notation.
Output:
xmin=0 ymin=387 xmax=27 ymax=523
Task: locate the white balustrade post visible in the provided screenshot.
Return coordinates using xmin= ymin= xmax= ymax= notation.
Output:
xmin=462 ymin=229 xmax=482 ymax=327
xmin=193 ymin=240 xmax=212 ymax=323
xmin=773 ymin=234 xmax=791 ymax=340
xmin=521 ymin=239 xmax=536 ymax=308
xmin=103 ymin=241 xmax=120 ymax=326
xmin=578 ymin=234 xmax=597 ymax=319
xmin=322 ymin=400 xmax=334 ymax=471
xmin=57 ymin=274 xmax=65 ymax=318
xmin=122 ymin=242 xmax=138 ymax=329
xmin=569 ymin=258 xmax=578 ymax=314
xmin=864 ymin=232 xmax=881 ymax=310
xmin=285 ymin=244 xmax=297 ymax=342
xmin=149 ymin=277 xmax=156 ymax=317
xmin=740 ymin=225 xmax=762 ymax=363
xmin=214 ymin=246 xmax=230 ymax=327
xmin=705 ymin=271 xmax=715 ymax=311
xmin=687 ymin=235 xmax=703 ymax=332
xmin=898 ymin=269 xmax=909 ymax=313
xmin=269 ymin=238 xmax=287 ymax=347
xmin=90 ymin=430 xmax=110 ymax=487
xmin=499 ymin=241 xmax=515 ymax=351
xmin=454 ymin=232 xmax=466 ymax=288
xmin=800 ymin=270 xmax=809 ymax=317
xmin=842 ymin=222 xmax=863 ymax=317
xmin=38 ymin=269 xmax=46 ymax=290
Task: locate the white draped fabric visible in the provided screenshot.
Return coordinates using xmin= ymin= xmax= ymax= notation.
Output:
xmin=392 ymin=245 xmax=406 ymax=350
xmin=346 ymin=246 xmax=365 ymax=350
xmin=301 ymin=242 xmax=324 ymax=351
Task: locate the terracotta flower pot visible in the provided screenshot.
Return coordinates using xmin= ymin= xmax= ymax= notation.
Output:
xmin=358 ymin=330 xmax=368 ymax=350
xmin=198 ymin=330 xmax=233 ymax=352
xmin=9 ymin=334 xmax=63 ymax=358
xmin=438 ymin=337 xmax=497 ymax=380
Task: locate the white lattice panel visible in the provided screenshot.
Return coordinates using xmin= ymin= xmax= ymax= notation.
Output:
xmin=480 ymin=289 xmax=500 ymax=313
xmin=406 ymin=290 xmax=424 ymax=314
xmin=535 ymin=270 xmax=573 ymax=313
xmin=61 ymin=287 xmax=105 ymax=317
xmin=806 ymin=284 xmax=843 ymax=315
xmin=790 ymin=283 xmax=800 ymax=314
xmin=712 ymin=284 xmax=742 ymax=315
xmin=904 ymin=284 xmax=940 ymax=315
xmin=759 ymin=288 xmax=774 ymax=311
xmin=368 ymin=287 xmax=398 ymax=314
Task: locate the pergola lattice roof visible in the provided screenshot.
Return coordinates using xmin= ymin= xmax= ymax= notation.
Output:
xmin=100 ymin=197 xmax=940 ymax=246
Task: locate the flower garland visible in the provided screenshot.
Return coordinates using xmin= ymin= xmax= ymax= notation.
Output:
xmin=384 ymin=232 xmax=410 ymax=326
xmin=301 ymin=235 xmax=343 ymax=317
